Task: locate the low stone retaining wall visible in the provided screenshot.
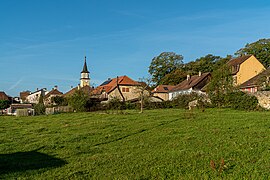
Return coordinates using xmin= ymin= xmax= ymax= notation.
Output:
xmin=253 ymin=91 xmax=270 ymax=109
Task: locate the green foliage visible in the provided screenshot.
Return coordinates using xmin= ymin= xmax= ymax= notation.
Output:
xmin=106 ymin=97 xmax=125 ymax=111
xmin=68 ymin=90 xmax=89 ymax=112
xmin=148 ymin=52 xmax=183 ymax=85
xmin=34 ymin=94 xmax=46 ymax=115
xmin=0 ymin=109 xmax=269 ymax=179
xmin=159 ymin=69 xmax=187 ymax=85
xmin=34 ymin=103 xmax=46 ymax=115
xmin=185 ymin=54 xmax=223 ymax=73
xmin=207 ymin=65 xmax=234 ymax=107
xmin=0 ymin=100 xmax=10 ymax=110
xmin=225 ymin=91 xmax=258 ymax=110
xmin=51 ymin=96 xmax=68 ymax=106
xmin=170 ymin=92 xmax=210 ymax=109
xmin=235 ymin=38 xmax=270 ymax=68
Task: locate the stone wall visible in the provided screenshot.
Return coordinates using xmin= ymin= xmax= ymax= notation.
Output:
xmin=253 ymin=91 xmax=270 ymax=109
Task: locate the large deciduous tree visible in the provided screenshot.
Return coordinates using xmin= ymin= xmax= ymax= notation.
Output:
xmin=148 ymin=52 xmax=183 ymax=85
xmin=235 ymin=38 xmax=270 ymax=68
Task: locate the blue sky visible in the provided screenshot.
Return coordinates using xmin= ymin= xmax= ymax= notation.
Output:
xmin=1 ymin=0 xmax=270 ymax=96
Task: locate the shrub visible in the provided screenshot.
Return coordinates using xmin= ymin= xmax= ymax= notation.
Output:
xmin=68 ymin=90 xmax=89 ymax=112
xmin=106 ymin=97 xmax=125 ymax=110
xmin=34 ymin=103 xmax=46 ymax=115
xmin=171 ymin=92 xmax=201 ymax=109
xmin=209 ymin=90 xmax=258 ymax=110
xmin=51 ymin=96 xmax=68 ymax=106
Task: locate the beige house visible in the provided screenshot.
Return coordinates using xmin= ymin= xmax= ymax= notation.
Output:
xmin=152 ymin=85 xmax=175 ymax=101
xmin=227 ymin=55 xmax=265 ymax=86
xmin=44 ymin=87 xmax=63 ymax=106
xmin=92 ymin=75 xmax=149 ymax=102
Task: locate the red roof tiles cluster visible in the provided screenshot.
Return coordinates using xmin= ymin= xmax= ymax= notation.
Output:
xmin=64 ymin=86 xmax=94 ymax=97
xmin=44 ymin=89 xmax=63 ymax=99
xmin=92 ymin=75 xmax=140 ymax=95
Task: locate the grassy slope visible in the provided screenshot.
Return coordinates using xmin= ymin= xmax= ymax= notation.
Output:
xmin=0 ymin=109 xmax=269 ymax=179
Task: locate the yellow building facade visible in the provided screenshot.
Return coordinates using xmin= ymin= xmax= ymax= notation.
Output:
xmin=228 ymin=55 xmax=265 ymax=86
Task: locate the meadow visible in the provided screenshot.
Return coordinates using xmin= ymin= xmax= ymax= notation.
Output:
xmin=0 ymin=109 xmax=269 ymax=179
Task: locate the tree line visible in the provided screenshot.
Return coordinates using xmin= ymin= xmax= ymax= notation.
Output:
xmin=148 ymin=38 xmax=270 ymax=87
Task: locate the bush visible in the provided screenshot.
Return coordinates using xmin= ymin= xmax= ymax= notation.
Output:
xmin=171 ymin=92 xmax=202 ymax=109
xmin=106 ymin=98 xmax=126 ymax=110
xmin=34 ymin=103 xmax=46 ymax=115
xmin=68 ymin=90 xmax=89 ymax=112
xmin=209 ymin=90 xmax=258 ymax=110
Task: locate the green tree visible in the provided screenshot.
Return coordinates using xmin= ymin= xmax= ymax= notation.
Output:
xmin=235 ymin=38 xmax=270 ymax=68
xmin=51 ymin=96 xmax=68 ymax=106
xmin=68 ymin=90 xmax=89 ymax=112
xmin=0 ymin=100 xmax=10 ymax=110
xmin=207 ymin=65 xmax=234 ymax=108
xmin=159 ymin=69 xmax=187 ymax=85
xmin=148 ymin=52 xmax=183 ymax=85
xmin=34 ymin=94 xmax=46 ymax=115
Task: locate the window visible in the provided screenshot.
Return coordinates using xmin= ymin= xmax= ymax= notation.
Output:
xmin=122 ymin=87 xmax=129 ymax=92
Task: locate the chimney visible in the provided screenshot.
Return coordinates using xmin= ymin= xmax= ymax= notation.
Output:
xmin=37 ymin=88 xmax=39 ymax=91
xmin=187 ymin=75 xmax=190 ymax=81
xmin=77 ymin=84 xmax=80 ymax=90
xmin=71 ymin=86 xmax=73 ymax=89
xmin=199 ymin=71 xmax=202 ymax=77
xmin=54 ymin=85 xmax=58 ymax=90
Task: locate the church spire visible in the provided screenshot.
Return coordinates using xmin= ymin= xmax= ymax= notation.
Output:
xmin=80 ymin=56 xmax=90 ymax=87
xmin=81 ymin=56 xmax=89 ymax=73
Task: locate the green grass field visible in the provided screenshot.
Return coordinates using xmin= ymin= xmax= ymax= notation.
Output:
xmin=0 ymin=109 xmax=269 ymax=179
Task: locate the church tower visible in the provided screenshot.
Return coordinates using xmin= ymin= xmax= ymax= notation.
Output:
xmin=80 ymin=56 xmax=90 ymax=87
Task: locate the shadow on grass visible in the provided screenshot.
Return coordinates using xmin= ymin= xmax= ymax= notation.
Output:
xmin=0 ymin=150 xmax=67 ymax=175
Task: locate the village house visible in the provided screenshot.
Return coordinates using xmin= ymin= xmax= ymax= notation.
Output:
xmin=152 ymin=85 xmax=176 ymax=101
xmin=0 ymin=91 xmax=10 ymax=101
xmin=92 ymin=75 xmax=149 ymax=102
xmin=20 ymin=91 xmax=31 ymax=103
xmin=25 ymin=88 xmax=48 ymax=104
xmin=227 ymin=55 xmax=265 ymax=86
xmin=168 ymin=72 xmax=211 ymax=100
xmin=240 ymin=67 xmax=270 ymax=93
xmin=44 ymin=86 xmax=63 ymax=106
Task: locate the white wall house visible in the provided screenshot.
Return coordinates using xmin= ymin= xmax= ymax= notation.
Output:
xmin=168 ymin=72 xmax=211 ymax=101
xmin=26 ymin=88 xmax=48 ymax=104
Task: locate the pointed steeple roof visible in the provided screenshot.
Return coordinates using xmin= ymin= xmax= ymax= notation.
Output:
xmin=81 ymin=56 xmax=89 ymax=73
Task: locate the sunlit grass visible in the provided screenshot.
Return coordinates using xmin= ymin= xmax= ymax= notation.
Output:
xmin=0 ymin=108 xmax=269 ymax=179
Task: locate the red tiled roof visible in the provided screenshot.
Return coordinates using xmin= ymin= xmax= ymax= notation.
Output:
xmin=0 ymin=91 xmax=9 ymax=101
xmin=170 ymin=72 xmax=211 ymax=92
xmin=92 ymin=75 xmax=140 ymax=95
xmin=152 ymin=85 xmax=175 ymax=93
xmin=64 ymin=85 xmax=94 ymax=97
xmin=44 ymin=89 xmax=63 ymax=99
